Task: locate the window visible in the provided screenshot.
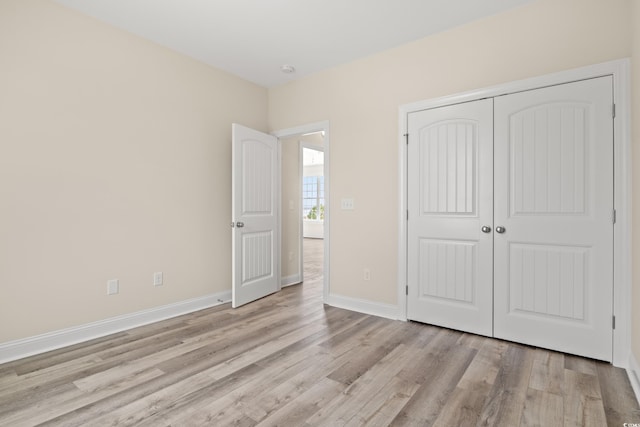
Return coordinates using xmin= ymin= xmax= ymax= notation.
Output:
xmin=303 ymin=176 xmax=324 ymax=220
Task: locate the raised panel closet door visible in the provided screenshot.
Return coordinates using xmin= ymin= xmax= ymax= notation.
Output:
xmin=493 ymin=77 xmax=614 ymax=361
xmin=407 ymin=98 xmax=494 ymax=336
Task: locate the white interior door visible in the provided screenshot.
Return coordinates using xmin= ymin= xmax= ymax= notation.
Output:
xmin=232 ymin=124 xmax=280 ymax=308
xmin=493 ymin=77 xmax=614 ymax=361
xmin=407 ymin=98 xmax=494 ymax=337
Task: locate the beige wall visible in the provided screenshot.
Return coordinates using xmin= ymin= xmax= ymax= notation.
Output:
xmin=632 ymin=0 xmax=640 ymax=362
xmin=269 ymin=0 xmax=633 ymax=306
xmin=0 ymin=0 xmax=268 ymax=342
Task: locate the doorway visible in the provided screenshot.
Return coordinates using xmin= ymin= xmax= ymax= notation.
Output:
xmin=275 ymin=122 xmax=330 ymax=302
xmin=301 ymin=143 xmax=325 ymax=288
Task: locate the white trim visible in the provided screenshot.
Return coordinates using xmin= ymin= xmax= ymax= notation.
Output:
xmin=277 ymin=132 xmax=283 ymax=293
xmin=0 ymin=290 xmax=231 ymax=364
xmin=298 ymin=142 xmax=305 ymax=283
xmin=281 ymin=273 xmax=302 ymax=287
xmin=398 ymin=58 xmax=632 ymax=367
xmin=325 ymin=294 xmax=400 ymax=321
xmin=628 ymin=352 xmax=640 ymax=405
xmin=273 ymin=121 xmax=331 ymax=303
xmin=397 ymin=110 xmax=409 ymax=321
xmin=611 ymin=60 xmax=632 ymax=368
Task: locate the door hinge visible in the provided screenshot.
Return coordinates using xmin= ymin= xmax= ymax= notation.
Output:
xmin=612 ymin=103 xmax=616 ymax=119
xmin=404 ymin=133 xmax=409 ymax=144
xmin=406 ymin=285 xmax=408 ymax=295
xmin=612 ymin=209 xmax=617 ymax=224
xmin=612 ymin=315 xmax=616 ymax=329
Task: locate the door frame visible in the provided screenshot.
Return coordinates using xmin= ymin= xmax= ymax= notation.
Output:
xmin=398 ymin=59 xmax=631 ymax=367
xmin=273 ymin=121 xmax=331 ymax=303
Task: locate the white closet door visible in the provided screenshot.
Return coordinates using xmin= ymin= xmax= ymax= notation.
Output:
xmin=407 ymin=99 xmax=494 ymax=336
xmin=493 ymin=77 xmax=614 ymax=361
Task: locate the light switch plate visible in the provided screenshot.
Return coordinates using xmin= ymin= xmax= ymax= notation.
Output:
xmin=341 ymin=198 xmax=355 ymax=210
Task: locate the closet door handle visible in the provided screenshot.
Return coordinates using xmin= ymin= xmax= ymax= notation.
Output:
xmin=481 ymin=226 xmax=492 ymax=233
xmin=495 ymin=226 xmax=506 ymax=234
xmin=236 ymin=222 xmax=245 ymax=228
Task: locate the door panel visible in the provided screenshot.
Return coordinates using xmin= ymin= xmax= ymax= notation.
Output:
xmin=493 ymin=77 xmax=613 ymax=361
xmin=407 ymin=99 xmax=494 ymax=336
xmin=232 ymin=124 xmax=279 ymax=308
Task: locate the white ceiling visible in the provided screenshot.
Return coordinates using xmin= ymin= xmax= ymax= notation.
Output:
xmin=53 ymin=0 xmax=533 ymax=88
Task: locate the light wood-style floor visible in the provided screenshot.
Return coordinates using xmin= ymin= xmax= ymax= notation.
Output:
xmin=1 ymin=238 xmax=639 ymax=426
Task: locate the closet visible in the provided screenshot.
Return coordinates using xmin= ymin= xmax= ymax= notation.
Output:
xmin=407 ymin=76 xmax=613 ymax=361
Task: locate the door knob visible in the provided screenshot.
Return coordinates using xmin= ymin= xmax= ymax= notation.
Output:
xmin=495 ymin=226 xmax=506 ymax=234
xmin=236 ymin=222 xmax=245 ymax=228
xmin=481 ymin=226 xmax=491 ymax=233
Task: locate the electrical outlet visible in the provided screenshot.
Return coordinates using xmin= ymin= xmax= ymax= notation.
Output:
xmin=363 ymin=268 xmax=371 ymax=281
xmin=153 ymin=272 xmax=163 ymax=286
xmin=107 ymin=279 xmax=119 ymax=295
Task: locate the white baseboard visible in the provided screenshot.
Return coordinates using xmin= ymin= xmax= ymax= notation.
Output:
xmin=281 ymin=274 xmax=302 ymax=287
xmin=325 ymin=293 xmax=400 ymax=320
xmin=628 ymin=351 xmax=640 ymax=405
xmin=0 ymin=290 xmax=231 ymax=364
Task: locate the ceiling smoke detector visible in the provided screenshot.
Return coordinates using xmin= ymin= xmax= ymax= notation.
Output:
xmin=280 ymin=64 xmax=296 ymax=74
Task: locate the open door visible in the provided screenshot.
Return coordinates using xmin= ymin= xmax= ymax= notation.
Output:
xmin=232 ymin=124 xmax=280 ymax=308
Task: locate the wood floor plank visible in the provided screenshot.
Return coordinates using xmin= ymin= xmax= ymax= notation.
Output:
xmin=81 ymin=308 xmax=331 ymax=425
xmin=168 ymin=397 xmax=257 ymax=427
xmin=254 ymin=377 xmax=346 ymax=427
xmin=529 ymin=349 xmax=565 ymax=395
xmin=429 ymin=335 xmax=506 ymax=426
xmin=99 ymin=312 xmax=357 ymax=426
xmin=456 ymin=332 xmax=487 ymax=350
xmin=389 ymin=345 xmax=477 ymax=426
xmin=521 ymin=388 xmax=564 ymax=426
xmin=0 ymin=353 xmax=102 ymax=395
xmin=476 ymin=344 xmax=536 ymax=426
xmin=431 ymin=381 xmax=491 ymax=427
xmin=221 ymin=347 xmax=337 ymax=422
xmin=596 ymin=362 xmax=640 ymax=426
xmin=395 ymin=327 xmax=461 ymax=385
xmin=136 ymin=336 xmax=341 ymax=426
xmin=244 ymin=353 xmax=350 ymax=422
xmin=306 ymin=343 xmax=422 ymax=426
xmin=343 ymin=375 xmax=421 ymax=427
xmin=55 ymin=363 xmax=265 ymax=427
xmin=456 ymin=336 xmax=509 ymax=391
xmin=327 ymin=320 xmax=414 ymax=385
xmin=0 ymin=355 xmax=105 ymax=416
xmin=0 ymin=239 xmax=638 ymax=426
xmin=1 ymin=367 xmax=165 ymax=427
xmin=563 ymin=368 xmax=607 ymax=427
xmin=253 ymin=309 xmax=373 ymax=370
xmin=5 ymin=331 xmax=130 ymax=376
xmin=564 ymin=354 xmax=598 ymax=376
xmin=317 ymin=316 xmax=389 ymax=356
